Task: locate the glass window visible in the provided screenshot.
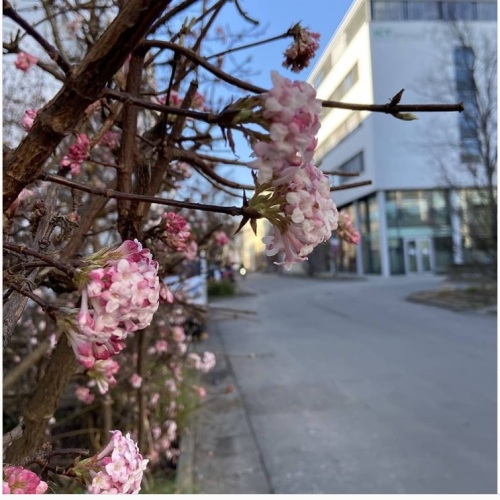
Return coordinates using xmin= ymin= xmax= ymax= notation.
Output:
xmin=359 ymin=199 xmax=370 ymax=234
xmin=328 ymin=63 xmax=359 ymax=102
xmin=407 ymin=1 xmax=440 ymax=20
xmin=386 ymin=192 xmax=399 ymax=227
xmin=398 ymin=191 xmax=430 ymax=226
xmin=313 ymin=56 xmax=332 ymax=89
xmin=332 ymin=152 xmax=364 ymax=185
xmin=443 ymin=2 xmax=475 ymax=20
xmin=477 ymin=2 xmax=497 ymax=20
xmin=454 ymin=46 xmax=480 ymax=160
xmin=371 ymin=1 xmax=497 ymax=22
xmin=372 ymin=1 xmax=405 ymax=20
xmin=362 ymin=234 xmax=381 ymax=274
xmin=368 ymin=196 xmax=379 ymax=233
xmin=431 ymin=190 xmax=451 ymax=228
xmin=388 ymin=237 xmax=405 ymax=274
xmin=433 ymin=236 xmax=453 ymax=273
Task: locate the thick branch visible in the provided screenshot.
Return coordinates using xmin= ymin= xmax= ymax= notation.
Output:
xmin=4 ymin=337 xmax=78 ymax=464
xmin=3 ymin=0 xmax=173 ymax=210
xmin=3 ymin=333 xmax=61 ymax=391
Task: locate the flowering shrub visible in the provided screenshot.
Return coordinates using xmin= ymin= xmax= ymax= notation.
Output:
xmin=60 ymin=134 xmax=90 ymax=175
xmin=246 ymin=72 xmax=339 ymax=268
xmin=337 ymin=211 xmax=361 ymax=245
xmin=3 ymin=466 xmax=48 ymax=494
xmin=162 ymin=212 xmax=192 ymax=253
xmin=14 ymin=52 xmax=37 ymax=72
xmin=60 ymin=240 xmax=160 ymax=368
xmin=283 ymin=23 xmax=321 ymax=73
xmin=22 ymin=109 xmax=37 ymax=132
xmin=73 ymin=431 xmax=148 ymax=494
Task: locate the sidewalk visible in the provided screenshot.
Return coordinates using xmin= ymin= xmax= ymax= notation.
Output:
xmin=176 ymin=297 xmax=272 ymax=494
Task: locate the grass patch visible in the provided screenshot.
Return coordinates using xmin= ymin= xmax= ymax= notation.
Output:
xmin=207 ymin=279 xmax=235 ymax=297
xmin=409 ymin=284 xmax=497 ymax=311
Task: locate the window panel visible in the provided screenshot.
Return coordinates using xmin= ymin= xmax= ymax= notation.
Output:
xmin=370 ymin=1 xmax=497 ymax=22
xmin=477 ymin=2 xmax=497 ymax=20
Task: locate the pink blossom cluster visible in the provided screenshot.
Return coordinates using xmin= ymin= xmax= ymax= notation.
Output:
xmin=262 ymin=162 xmax=339 ymax=269
xmin=14 ymin=52 xmax=38 ymax=72
xmin=283 ymin=25 xmax=321 ymax=73
xmin=214 ymin=230 xmax=230 ymax=246
xmin=158 ymin=90 xmax=207 ymax=110
xmin=192 ymin=91 xmax=208 ymax=111
xmin=22 ymin=109 xmax=37 ymax=132
xmin=183 ymin=240 xmax=198 ymax=261
xmin=65 ymin=240 xmax=160 ymax=368
xmin=191 ymin=385 xmax=207 ymax=398
xmin=172 ymin=161 xmax=192 ymax=179
xmin=187 ymin=351 xmax=216 ymax=373
xmin=66 ymin=16 xmax=83 ymax=38
xmin=249 ymin=71 xmax=322 ymax=184
xmin=60 ymin=133 xmax=90 ymax=175
xmin=159 ymin=282 xmax=174 ymax=303
xmin=336 ymin=211 xmax=361 ymax=245
xmin=7 ymin=188 xmax=33 ymax=215
xmin=99 ymin=130 xmax=119 ymax=150
xmin=162 ymin=212 xmax=192 ymax=252
xmin=3 ymin=466 xmax=48 ymax=494
xmin=87 ymin=359 xmax=120 ymax=394
xmin=75 ymin=385 xmax=95 ymax=405
xmin=86 ymin=431 xmax=148 ymax=494
xmin=248 ymin=72 xmax=338 ymax=268
xmin=129 ymin=373 xmax=143 ymax=388
xmin=158 ymin=90 xmax=182 ymax=107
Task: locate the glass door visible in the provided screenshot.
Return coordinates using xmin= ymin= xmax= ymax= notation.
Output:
xmin=404 ymin=238 xmax=434 ymax=273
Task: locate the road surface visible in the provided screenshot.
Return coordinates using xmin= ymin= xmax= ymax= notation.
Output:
xmin=202 ymin=273 xmax=497 ymax=494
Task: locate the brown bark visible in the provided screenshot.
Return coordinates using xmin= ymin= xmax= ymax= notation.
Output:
xmin=116 ymin=48 xmax=147 ymax=240
xmin=3 ymin=0 xmax=174 ymax=465
xmin=3 ymin=0 xmax=173 ymax=209
xmin=4 ymin=337 xmax=78 ymax=464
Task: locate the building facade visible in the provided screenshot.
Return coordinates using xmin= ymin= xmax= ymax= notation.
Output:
xmin=309 ymin=0 xmax=497 ymax=276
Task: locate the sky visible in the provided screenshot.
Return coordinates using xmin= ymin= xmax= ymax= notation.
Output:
xmin=215 ymin=0 xmax=354 ymax=87
xmin=202 ymin=0 xmax=355 ymax=184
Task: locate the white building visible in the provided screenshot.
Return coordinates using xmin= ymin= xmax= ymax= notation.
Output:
xmin=309 ymin=0 xmax=497 ymax=276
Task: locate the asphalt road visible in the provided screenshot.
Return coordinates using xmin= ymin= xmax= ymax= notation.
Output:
xmin=210 ymin=272 xmax=497 ymax=494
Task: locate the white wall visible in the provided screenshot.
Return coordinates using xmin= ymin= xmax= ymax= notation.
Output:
xmin=311 ymin=16 xmax=496 ymax=209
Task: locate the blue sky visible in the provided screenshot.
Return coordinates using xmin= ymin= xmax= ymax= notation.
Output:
xmin=217 ymin=0 xmax=354 ymax=88
xmin=204 ymin=0 xmax=355 ymax=185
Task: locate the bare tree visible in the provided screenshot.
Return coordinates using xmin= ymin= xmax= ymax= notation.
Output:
xmin=414 ymin=21 xmax=497 ymax=269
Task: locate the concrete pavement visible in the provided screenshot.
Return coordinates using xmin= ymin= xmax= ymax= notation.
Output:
xmin=179 ymin=273 xmax=497 ymax=494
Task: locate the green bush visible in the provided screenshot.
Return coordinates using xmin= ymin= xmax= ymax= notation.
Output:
xmin=207 ymin=279 xmax=235 ymax=297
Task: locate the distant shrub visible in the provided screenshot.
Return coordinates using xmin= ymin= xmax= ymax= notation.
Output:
xmin=208 ymin=280 xmax=235 ymax=297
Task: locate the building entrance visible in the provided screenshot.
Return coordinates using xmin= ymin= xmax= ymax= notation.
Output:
xmin=404 ymin=238 xmax=434 ymax=273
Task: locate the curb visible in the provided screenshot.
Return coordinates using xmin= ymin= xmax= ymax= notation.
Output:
xmin=175 ymin=421 xmax=195 ymax=493
xmin=174 ymin=314 xmax=272 ymax=494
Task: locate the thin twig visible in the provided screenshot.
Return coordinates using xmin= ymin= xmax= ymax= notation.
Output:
xmin=323 ymin=170 xmax=360 ymax=177
xmin=7 ymin=282 xmax=59 ymax=320
xmin=40 ymin=173 xmax=245 ymax=217
xmin=3 ymin=0 xmax=71 ymax=73
xmin=3 ymin=242 xmax=76 ymax=277
xmin=330 ymin=180 xmax=372 ymax=191
xmin=207 ymin=32 xmax=289 ymax=60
